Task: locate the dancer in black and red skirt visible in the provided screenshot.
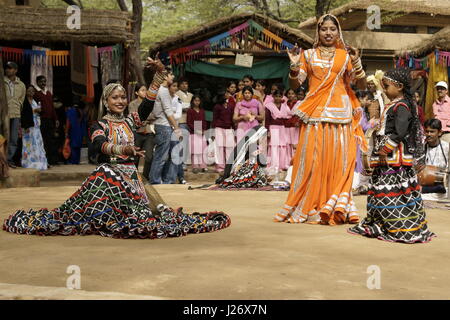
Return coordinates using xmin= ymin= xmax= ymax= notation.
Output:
xmin=3 ymin=58 xmax=230 ymax=239
xmin=348 ymin=68 xmax=435 ymax=243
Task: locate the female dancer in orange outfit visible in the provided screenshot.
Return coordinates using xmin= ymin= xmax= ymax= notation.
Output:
xmin=274 ymin=14 xmax=367 ymax=225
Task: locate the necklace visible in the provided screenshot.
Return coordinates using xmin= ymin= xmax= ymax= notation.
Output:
xmin=316 ymin=48 xmax=335 ymax=70
xmin=318 ymin=45 xmax=336 ymax=53
xmin=103 ymin=111 xmax=125 ymax=122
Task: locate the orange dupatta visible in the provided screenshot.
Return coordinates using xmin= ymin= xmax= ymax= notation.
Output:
xmin=293 ymin=48 xmax=367 ymax=152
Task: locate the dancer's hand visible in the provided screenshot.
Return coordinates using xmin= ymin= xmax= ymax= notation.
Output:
xmin=146 ymin=53 xmax=164 ymax=71
xmin=287 ymin=43 xmax=301 ymax=66
xmin=124 ymin=146 xmax=145 ymax=157
xmin=346 ymin=45 xmax=360 ymax=61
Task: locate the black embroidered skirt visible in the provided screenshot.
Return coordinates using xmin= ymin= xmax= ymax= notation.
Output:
xmin=348 ymin=166 xmax=435 ymax=243
xmin=3 ymin=163 xmax=230 ymax=238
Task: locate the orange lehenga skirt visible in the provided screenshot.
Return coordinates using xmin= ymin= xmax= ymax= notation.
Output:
xmin=274 ymin=121 xmax=359 ymax=225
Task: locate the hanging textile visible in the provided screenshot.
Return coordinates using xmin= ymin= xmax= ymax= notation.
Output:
xmin=85 ymin=46 xmax=95 ymax=103
xmin=71 ymin=41 xmax=87 ymax=96
xmin=98 ymin=46 xmax=113 ymax=87
xmin=31 ymin=46 xmax=53 ymax=94
xmin=425 ymin=52 xmax=449 ymax=120
xmin=47 ymin=51 xmax=70 ymax=67
xmin=110 ymin=44 xmax=123 ymax=82
xmin=0 ymin=47 xmax=23 ymax=63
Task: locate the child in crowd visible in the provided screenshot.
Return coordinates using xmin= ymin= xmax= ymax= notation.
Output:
xmin=284 ymin=88 xmax=299 ymax=158
xmin=187 ymin=95 xmax=208 ymax=173
xmin=237 ymin=80 xmax=245 ymax=93
xmin=295 ymin=87 xmax=306 ymax=101
xmin=255 ymin=79 xmax=270 ymax=104
xmin=414 ymin=90 xmax=425 ymax=127
xmin=212 ymin=92 xmax=236 ymax=173
xmin=233 ymin=86 xmax=265 ymax=144
xmin=227 ymin=81 xmax=237 ymax=98
xmin=352 ymin=90 xmax=378 ymax=194
xmin=265 ymin=89 xmax=291 ymax=173
xmin=349 ymin=68 xmax=435 ymax=243
xmin=129 ymin=83 xmax=155 ymax=179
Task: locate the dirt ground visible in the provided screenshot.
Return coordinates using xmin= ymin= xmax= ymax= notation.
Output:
xmin=0 ymin=184 xmax=449 ymax=300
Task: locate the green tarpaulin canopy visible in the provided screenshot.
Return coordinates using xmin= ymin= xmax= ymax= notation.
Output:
xmin=174 ymin=58 xmax=291 ymax=88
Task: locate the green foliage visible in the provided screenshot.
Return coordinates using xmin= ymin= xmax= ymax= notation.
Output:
xmin=40 ymin=0 xmax=354 ymax=49
xmin=41 ymin=0 xmax=120 ymax=9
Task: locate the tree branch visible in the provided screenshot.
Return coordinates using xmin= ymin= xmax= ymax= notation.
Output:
xmin=61 ymin=0 xmax=80 ymax=6
xmin=117 ymin=0 xmax=128 ymax=11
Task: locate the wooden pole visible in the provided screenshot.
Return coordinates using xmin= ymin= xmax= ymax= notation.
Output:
xmin=0 ymin=56 xmax=9 ymax=139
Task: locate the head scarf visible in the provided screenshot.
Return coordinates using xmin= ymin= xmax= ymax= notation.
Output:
xmin=313 ymin=14 xmax=346 ymax=49
xmin=98 ymin=83 xmax=126 ymax=120
xmin=367 ymin=70 xmax=384 ymax=92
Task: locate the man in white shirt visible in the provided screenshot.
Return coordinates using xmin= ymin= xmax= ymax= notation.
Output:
xmin=422 ymin=119 xmax=449 ymax=199
xmin=175 ymin=78 xmax=192 ymax=168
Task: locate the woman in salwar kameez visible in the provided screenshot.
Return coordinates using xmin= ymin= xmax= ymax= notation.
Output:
xmin=274 ymin=14 xmax=367 ymax=225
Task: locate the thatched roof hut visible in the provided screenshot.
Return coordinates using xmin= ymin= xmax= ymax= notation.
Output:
xmin=0 ymin=7 xmax=133 ymax=44
xmin=298 ymin=0 xmax=450 ymax=30
xmin=150 ymin=13 xmax=313 ymax=56
xmin=403 ymin=26 xmax=450 ymax=57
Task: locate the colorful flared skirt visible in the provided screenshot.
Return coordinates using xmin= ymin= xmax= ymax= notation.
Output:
xmin=3 ymin=163 xmax=231 ymax=238
xmin=348 ymin=166 xmax=435 ymax=243
xmin=274 ymin=122 xmax=359 ymax=225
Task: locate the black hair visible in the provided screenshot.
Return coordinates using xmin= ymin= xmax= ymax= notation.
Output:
xmin=178 ymin=77 xmax=189 ymax=85
xmin=319 ymin=14 xmax=339 ymax=29
xmin=286 ymin=88 xmax=296 ymax=96
xmin=215 ymin=93 xmax=227 ymax=105
xmin=241 ymin=86 xmax=254 ymax=96
xmin=242 ymin=75 xmax=254 ymax=82
xmin=106 ymin=79 xmax=121 ymax=85
xmin=227 ymin=80 xmax=237 ymax=89
xmin=36 ymin=75 xmax=46 ymax=82
xmin=272 ymin=82 xmax=285 ymax=92
xmin=424 ymin=118 xmax=442 ymax=131
xmin=134 ymin=83 xmax=146 ymax=93
xmin=190 ymin=95 xmax=202 ymax=108
xmin=295 ymin=87 xmax=306 ymax=94
xmin=356 ymin=90 xmax=370 ymax=99
xmin=256 ymin=79 xmax=266 ymax=87
xmin=272 ymin=89 xmax=283 ymax=97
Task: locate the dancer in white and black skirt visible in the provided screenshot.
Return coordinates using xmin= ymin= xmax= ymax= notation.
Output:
xmin=216 ymin=125 xmax=269 ymax=189
xmin=348 ymin=68 xmax=435 ymax=243
xmin=3 ymin=58 xmax=230 ymax=239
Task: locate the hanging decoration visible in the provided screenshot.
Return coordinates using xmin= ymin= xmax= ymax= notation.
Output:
xmin=395 ymin=49 xmax=450 ymax=69
xmin=168 ymin=19 xmax=295 ymax=65
xmin=47 ymin=51 xmax=70 ymax=67
xmin=0 ymin=46 xmax=70 ymax=67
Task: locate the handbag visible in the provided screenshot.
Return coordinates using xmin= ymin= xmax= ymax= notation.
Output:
xmin=63 ymin=137 xmax=71 ymax=160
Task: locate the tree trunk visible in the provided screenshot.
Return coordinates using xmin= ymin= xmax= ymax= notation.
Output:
xmin=118 ymin=0 xmax=145 ymax=85
xmin=315 ymin=0 xmax=331 ymax=19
